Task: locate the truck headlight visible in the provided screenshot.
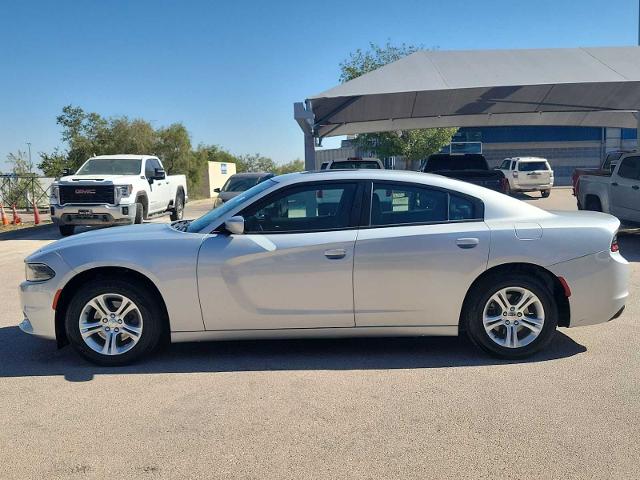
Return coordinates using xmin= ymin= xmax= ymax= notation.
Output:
xmin=51 ymin=185 xmax=60 ymax=204
xmin=25 ymin=263 xmax=56 ymax=282
xmin=116 ymin=185 xmax=133 ymax=198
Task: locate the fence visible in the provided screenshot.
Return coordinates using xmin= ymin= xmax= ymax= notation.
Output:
xmin=0 ymin=175 xmax=54 ymax=211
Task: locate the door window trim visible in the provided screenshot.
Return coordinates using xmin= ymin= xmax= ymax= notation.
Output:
xmin=361 ymin=180 xmax=485 ymax=229
xmin=235 ymin=180 xmax=366 ymax=234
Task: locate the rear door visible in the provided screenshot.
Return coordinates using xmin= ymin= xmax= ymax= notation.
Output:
xmin=610 ymin=155 xmax=640 ymax=222
xmin=517 ymin=160 xmax=551 ymax=187
xmin=353 ymin=181 xmax=490 ymax=327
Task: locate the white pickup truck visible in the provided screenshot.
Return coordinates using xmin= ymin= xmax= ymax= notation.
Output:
xmin=577 ymin=150 xmax=640 ymax=224
xmin=50 ymin=154 xmax=188 ymax=236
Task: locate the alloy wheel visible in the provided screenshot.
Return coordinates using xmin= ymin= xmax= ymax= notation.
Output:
xmin=482 ymin=287 xmax=545 ymax=349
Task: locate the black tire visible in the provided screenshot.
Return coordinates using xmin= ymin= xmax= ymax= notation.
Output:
xmin=585 ymin=196 xmax=602 ymax=212
xmin=59 ymin=225 xmax=75 ymax=236
xmin=134 ymin=201 xmax=144 ymax=224
xmin=541 ymin=189 xmax=551 ymax=198
xmin=64 ymin=278 xmax=166 ymax=366
xmin=463 ymin=273 xmax=558 ymax=359
xmin=169 ymin=192 xmax=184 ymax=221
xmin=504 ymin=183 xmax=512 ymax=196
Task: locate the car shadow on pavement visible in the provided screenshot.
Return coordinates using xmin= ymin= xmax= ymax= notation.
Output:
xmin=0 ymin=325 xmax=586 ymax=381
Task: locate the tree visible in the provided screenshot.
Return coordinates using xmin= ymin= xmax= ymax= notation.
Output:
xmin=7 ymin=150 xmax=35 ymax=175
xmin=236 ymin=153 xmax=277 ymax=173
xmin=339 ymin=42 xmax=457 ymax=161
xmin=275 ymin=159 xmax=304 ymax=175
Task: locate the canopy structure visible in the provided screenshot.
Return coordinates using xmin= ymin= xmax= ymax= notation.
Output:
xmin=295 ymin=46 xmax=640 ymax=168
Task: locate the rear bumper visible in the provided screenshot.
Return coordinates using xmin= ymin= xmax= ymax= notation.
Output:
xmin=548 ymin=250 xmax=629 ymax=327
xmin=51 ymin=203 xmax=137 ymax=226
xmin=511 ymin=182 xmax=554 ymax=192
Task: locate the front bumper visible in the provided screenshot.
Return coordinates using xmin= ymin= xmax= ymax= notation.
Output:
xmin=19 ymin=280 xmax=58 ymax=340
xmin=548 ymin=250 xmax=629 ymax=327
xmin=51 ymin=203 xmax=137 ymax=226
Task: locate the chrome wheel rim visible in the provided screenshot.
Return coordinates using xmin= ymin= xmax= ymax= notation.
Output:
xmin=483 ymin=287 xmax=544 ymax=349
xmin=79 ymin=294 xmax=143 ymax=356
xmin=176 ymin=198 xmax=184 ymax=219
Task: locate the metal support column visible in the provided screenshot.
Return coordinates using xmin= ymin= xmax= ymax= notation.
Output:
xmin=294 ymin=101 xmax=316 ymax=170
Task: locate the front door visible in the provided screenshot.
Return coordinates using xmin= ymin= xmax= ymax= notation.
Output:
xmin=610 ymin=155 xmax=640 ymax=222
xmin=354 ymin=181 xmax=490 ymax=327
xmin=197 ymin=181 xmax=361 ymax=330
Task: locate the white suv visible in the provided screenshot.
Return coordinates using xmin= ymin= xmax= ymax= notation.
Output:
xmin=498 ymin=157 xmax=554 ymax=198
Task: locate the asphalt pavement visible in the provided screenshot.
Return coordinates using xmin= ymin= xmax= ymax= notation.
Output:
xmin=0 ymin=189 xmax=638 ymax=479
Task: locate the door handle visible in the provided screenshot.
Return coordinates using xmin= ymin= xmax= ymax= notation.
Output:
xmin=456 ymin=238 xmax=479 ymax=249
xmin=324 ymin=248 xmax=347 ymax=259
xmin=612 ymin=182 xmax=619 ymax=187
xmin=633 ymin=185 xmax=639 ymax=190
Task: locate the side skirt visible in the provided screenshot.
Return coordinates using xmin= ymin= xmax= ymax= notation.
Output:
xmin=171 ymin=325 xmax=459 ymax=343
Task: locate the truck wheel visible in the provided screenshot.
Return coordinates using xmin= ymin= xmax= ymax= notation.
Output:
xmin=585 ymin=196 xmax=602 ymax=212
xmin=134 ymin=202 xmax=144 ymax=224
xmin=170 ymin=193 xmax=184 ymax=221
xmin=59 ymin=225 xmax=75 ymax=236
xmin=541 ymin=189 xmax=551 ymax=198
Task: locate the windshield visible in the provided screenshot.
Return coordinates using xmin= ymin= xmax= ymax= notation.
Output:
xmin=330 ymin=160 xmax=380 ymax=169
xmin=222 ymin=175 xmax=264 ymax=192
xmin=76 ymin=159 xmax=142 ymax=175
xmin=187 ymin=179 xmax=277 ymax=233
xmin=518 ymin=161 xmax=548 ymax=171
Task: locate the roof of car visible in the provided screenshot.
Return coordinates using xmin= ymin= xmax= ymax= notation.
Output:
xmin=507 ymin=157 xmax=548 ymax=161
xmin=89 ymin=154 xmax=158 ymax=160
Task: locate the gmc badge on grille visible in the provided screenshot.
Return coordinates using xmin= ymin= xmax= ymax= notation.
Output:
xmin=75 ymin=188 xmax=96 ymax=194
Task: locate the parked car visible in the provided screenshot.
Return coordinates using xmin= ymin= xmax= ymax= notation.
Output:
xmin=320 ymin=157 xmax=384 ymax=170
xmin=576 ymin=150 xmax=640 ymax=224
xmin=213 ymin=172 xmax=274 ymax=207
xmin=21 ymin=170 xmax=628 ymax=365
xmin=497 ymin=157 xmax=554 ymax=197
xmin=419 ymin=153 xmax=507 ymax=193
xmin=50 ymin=155 xmax=187 ymax=236
xmin=572 ymin=150 xmax=632 ymax=200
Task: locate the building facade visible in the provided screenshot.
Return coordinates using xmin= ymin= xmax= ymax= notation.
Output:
xmin=315 ymin=126 xmax=639 ymax=185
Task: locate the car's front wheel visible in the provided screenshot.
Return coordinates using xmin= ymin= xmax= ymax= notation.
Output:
xmin=64 ymin=278 xmax=165 ymax=365
xmin=541 ymin=189 xmax=551 ymax=198
xmin=464 ymin=273 xmax=558 ymax=359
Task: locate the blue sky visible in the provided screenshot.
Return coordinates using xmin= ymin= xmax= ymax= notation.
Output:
xmin=1 ymin=0 xmax=638 ymax=171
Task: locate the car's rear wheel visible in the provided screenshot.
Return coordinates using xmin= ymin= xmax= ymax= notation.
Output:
xmin=59 ymin=225 xmax=75 ymax=236
xmin=464 ymin=273 xmax=558 ymax=359
xmin=64 ymin=278 xmax=165 ymax=365
xmin=541 ymin=189 xmax=551 ymax=198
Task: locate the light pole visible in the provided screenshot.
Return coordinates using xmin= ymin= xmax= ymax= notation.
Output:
xmin=26 ymin=142 xmax=32 ymax=167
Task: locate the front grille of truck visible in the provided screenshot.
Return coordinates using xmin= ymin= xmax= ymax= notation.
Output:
xmin=59 ymin=185 xmax=115 ymax=205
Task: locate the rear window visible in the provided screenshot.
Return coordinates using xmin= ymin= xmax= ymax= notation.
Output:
xmin=424 ymin=155 xmax=488 ymax=172
xmin=518 ymin=161 xmax=548 ymax=171
xmin=329 ymin=161 xmax=380 ymax=169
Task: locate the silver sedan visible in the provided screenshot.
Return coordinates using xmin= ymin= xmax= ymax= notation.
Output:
xmin=19 ymin=170 xmax=629 ymax=365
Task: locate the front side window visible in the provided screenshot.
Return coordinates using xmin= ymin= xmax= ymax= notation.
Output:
xmin=242 ymin=183 xmax=357 ymax=233
xmin=222 ymin=175 xmax=263 ymax=192
xmin=371 ymin=182 xmax=480 ymax=227
xmin=617 ymin=156 xmax=640 ymax=180
xmin=145 ymin=159 xmax=161 ymax=178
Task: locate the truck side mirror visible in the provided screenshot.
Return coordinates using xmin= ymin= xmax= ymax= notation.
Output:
xmin=214 ymin=187 xmax=221 ymax=193
xmin=61 ymin=168 xmax=71 ymax=176
xmin=154 ymin=168 xmax=166 ymax=180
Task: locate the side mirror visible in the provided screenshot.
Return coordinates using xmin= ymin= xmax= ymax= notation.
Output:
xmin=224 ymin=216 xmax=245 ymax=235
xmin=154 ymin=168 xmax=166 ymax=180
xmin=214 ymin=187 xmax=221 ymax=193
xmin=61 ymin=168 xmax=71 ymax=176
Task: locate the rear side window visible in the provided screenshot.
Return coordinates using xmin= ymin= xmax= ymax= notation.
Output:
xmin=617 ymin=156 xmax=640 ymax=180
xmin=518 ymin=161 xmax=548 ymax=171
xmin=370 ymin=183 xmax=481 ymax=227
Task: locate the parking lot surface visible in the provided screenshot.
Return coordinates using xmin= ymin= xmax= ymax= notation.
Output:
xmin=0 ymin=189 xmax=639 ymax=479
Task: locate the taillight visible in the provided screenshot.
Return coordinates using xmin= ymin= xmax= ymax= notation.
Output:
xmin=513 ymin=171 xmax=519 ymax=178
xmin=611 ymin=234 xmax=619 ymax=253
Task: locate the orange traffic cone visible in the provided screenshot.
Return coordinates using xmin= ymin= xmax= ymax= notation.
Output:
xmin=11 ymin=204 xmax=22 ymax=225
xmin=0 ymin=204 xmax=8 ymax=226
xmin=32 ymin=200 xmax=41 ymax=225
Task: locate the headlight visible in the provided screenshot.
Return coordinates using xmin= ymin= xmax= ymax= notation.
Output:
xmin=51 ymin=185 xmax=60 ymax=204
xmin=116 ymin=185 xmax=133 ymax=198
xmin=25 ymin=263 xmax=56 ymax=282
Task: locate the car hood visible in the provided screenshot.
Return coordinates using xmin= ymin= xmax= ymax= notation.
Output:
xmin=58 ymin=174 xmax=138 ymax=184
xmin=218 ymin=191 xmax=242 ymax=201
xmin=26 ymin=224 xmax=175 ymax=261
